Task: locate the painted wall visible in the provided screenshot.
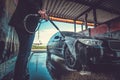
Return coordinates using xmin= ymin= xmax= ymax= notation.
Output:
xmin=90 ymin=21 xmax=120 ymax=39
xmin=90 ymin=24 xmax=108 ymax=37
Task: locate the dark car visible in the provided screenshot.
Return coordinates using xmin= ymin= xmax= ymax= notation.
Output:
xmin=47 ymin=31 xmax=120 ymax=70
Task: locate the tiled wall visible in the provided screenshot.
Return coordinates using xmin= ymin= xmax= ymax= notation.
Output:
xmin=0 ymin=0 xmax=19 ymax=63
xmin=0 ymin=0 xmax=19 ymax=79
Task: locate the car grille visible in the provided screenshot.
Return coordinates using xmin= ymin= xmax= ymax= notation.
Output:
xmin=108 ymin=40 xmax=120 ymax=51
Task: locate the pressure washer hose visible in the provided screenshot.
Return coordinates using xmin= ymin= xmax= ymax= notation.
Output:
xmin=24 ymin=14 xmax=65 ymax=37
xmin=24 ymin=14 xmax=42 ymax=34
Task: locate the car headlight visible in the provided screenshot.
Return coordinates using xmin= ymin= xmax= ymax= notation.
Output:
xmin=78 ymin=39 xmax=103 ymax=46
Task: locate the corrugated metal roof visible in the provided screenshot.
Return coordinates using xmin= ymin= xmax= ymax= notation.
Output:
xmin=43 ymin=0 xmax=120 ymax=24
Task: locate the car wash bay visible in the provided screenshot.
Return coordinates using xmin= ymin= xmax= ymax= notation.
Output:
xmin=1 ymin=0 xmax=120 ymax=80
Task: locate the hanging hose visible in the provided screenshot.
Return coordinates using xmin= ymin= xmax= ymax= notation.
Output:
xmin=24 ymin=14 xmax=42 ymax=34
xmin=24 ymin=14 xmax=65 ymax=38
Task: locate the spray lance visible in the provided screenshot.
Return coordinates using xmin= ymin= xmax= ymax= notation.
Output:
xmin=48 ymin=17 xmax=65 ymax=38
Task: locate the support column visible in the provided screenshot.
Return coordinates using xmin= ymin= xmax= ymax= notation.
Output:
xmin=74 ymin=20 xmax=76 ymax=32
xmin=93 ymin=8 xmax=97 ymax=28
xmin=85 ymin=13 xmax=88 ymax=30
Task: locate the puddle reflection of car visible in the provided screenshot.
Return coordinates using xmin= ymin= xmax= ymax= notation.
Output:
xmin=47 ymin=31 xmax=120 ymax=70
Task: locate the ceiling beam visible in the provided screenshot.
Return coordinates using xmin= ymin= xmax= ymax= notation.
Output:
xmin=49 ymin=16 xmax=94 ymax=26
xmin=74 ymin=0 xmax=103 ymax=20
xmin=74 ymin=8 xmax=92 ymax=20
xmin=98 ymin=6 xmax=120 ymax=15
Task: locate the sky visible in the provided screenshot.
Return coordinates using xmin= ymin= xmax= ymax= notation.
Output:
xmin=33 ymin=20 xmax=90 ymax=45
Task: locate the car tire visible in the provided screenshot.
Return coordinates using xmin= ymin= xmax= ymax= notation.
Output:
xmin=64 ymin=46 xmax=82 ymax=70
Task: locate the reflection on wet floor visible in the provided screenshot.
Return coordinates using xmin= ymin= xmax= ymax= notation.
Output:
xmin=46 ymin=55 xmax=70 ymax=80
xmin=28 ymin=53 xmax=52 ymax=80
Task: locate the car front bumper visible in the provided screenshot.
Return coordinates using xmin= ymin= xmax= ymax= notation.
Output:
xmin=85 ymin=46 xmax=120 ymax=64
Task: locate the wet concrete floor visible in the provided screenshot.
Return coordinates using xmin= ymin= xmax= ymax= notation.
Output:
xmin=2 ymin=52 xmax=120 ymax=80
xmin=28 ymin=52 xmax=52 ymax=80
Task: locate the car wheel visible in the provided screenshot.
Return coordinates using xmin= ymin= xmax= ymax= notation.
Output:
xmin=64 ymin=47 xmax=81 ymax=70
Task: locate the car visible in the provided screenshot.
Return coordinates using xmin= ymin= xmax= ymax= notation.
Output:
xmin=47 ymin=31 xmax=120 ymax=70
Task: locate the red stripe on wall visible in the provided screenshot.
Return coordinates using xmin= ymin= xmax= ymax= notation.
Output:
xmin=110 ymin=22 xmax=120 ymax=32
xmin=91 ymin=24 xmax=108 ymax=36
